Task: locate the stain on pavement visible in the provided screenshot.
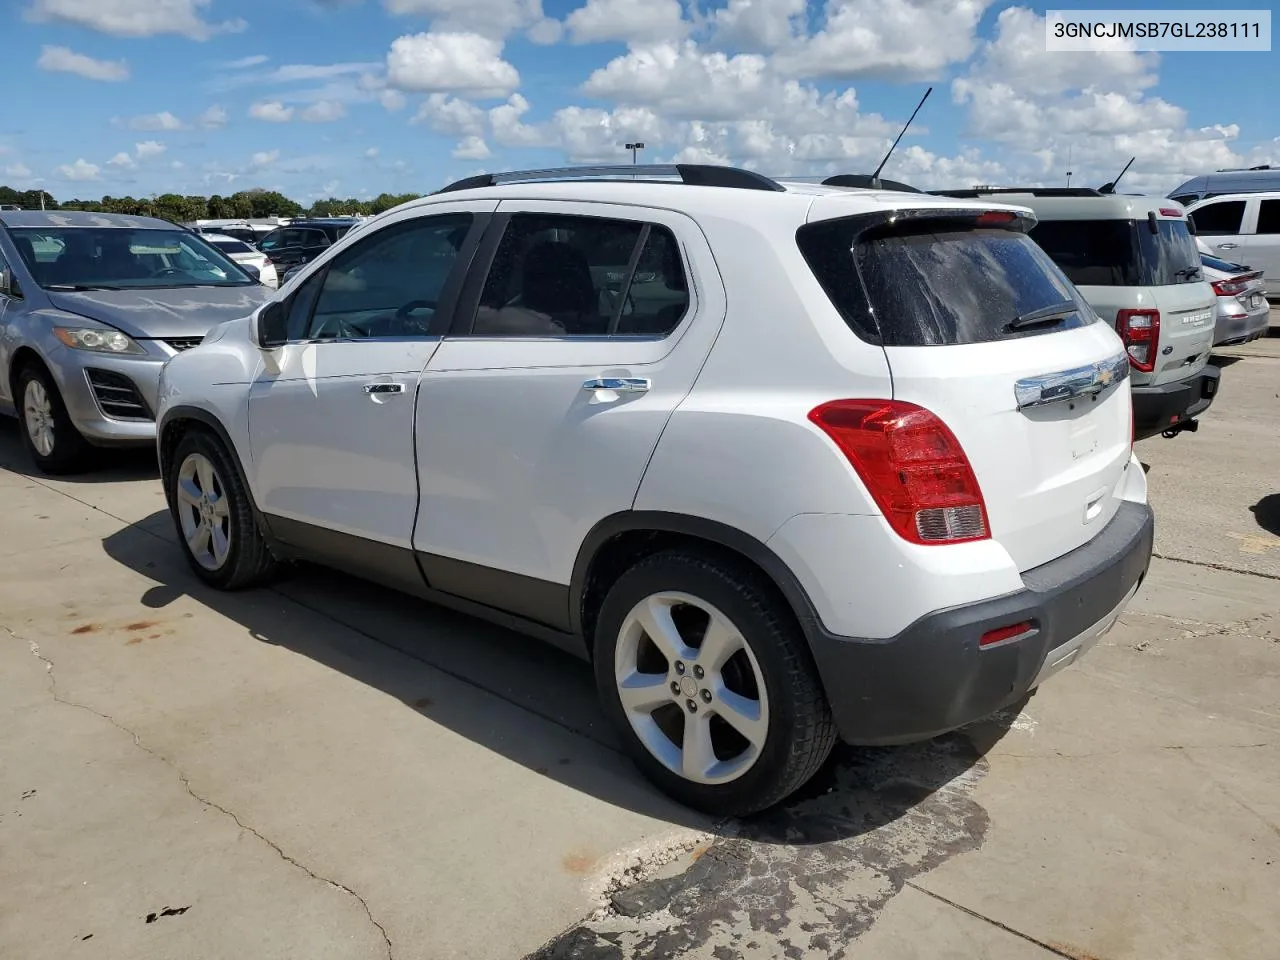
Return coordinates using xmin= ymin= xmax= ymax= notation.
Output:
xmin=529 ymin=728 xmax=1003 ymax=960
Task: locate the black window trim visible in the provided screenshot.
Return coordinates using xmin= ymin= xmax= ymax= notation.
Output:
xmin=281 ymin=211 xmax=489 ymax=345
xmin=1256 ymin=198 xmax=1280 ymax=235
xmin=1188 ymin=198 xmax=1247 ymax=236
xmin=446 ymin=209 xmax=692 ymax=341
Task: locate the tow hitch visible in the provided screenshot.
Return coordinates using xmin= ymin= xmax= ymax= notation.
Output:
xmin=1162 ymin=418 xmax=1198 ymax=439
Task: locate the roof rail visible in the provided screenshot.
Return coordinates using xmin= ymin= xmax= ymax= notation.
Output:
xmin=435 ymin=163 xmax=785 ymax=195
xmin=928 ymin=187 xmax=1105 ymax=198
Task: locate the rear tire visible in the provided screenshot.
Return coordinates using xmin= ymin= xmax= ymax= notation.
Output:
xmin=15 ymin=363 xmax=92 ymax=475
xmin=167 ymin=429 xmax=281 ymax=590
xmin=594 ymin=549 xmax=836 ymax=817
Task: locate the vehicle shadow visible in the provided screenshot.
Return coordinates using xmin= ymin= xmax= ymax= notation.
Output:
xmin=100 ymin=514 xmax=1017 ymax=846
xmin=1250 ymin=494 xmax=1280 ymax=537
xmin=1209 ymin=354 xmax=1242 ymax=368
xmin=0 ymin=418 xmax=159 ymax=483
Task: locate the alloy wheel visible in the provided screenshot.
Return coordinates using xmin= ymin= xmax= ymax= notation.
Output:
xmin=614 ymin=592 xmax=770 ymax=785
xmin=175 ymin=452 xmax=232 ymax=571
xmin=23 ymin=379 xmax=55 ymax=458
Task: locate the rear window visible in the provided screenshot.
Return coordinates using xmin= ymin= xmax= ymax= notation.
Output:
xmin=211 ymin=238 xmax=253 ymax=255
xmin=1031 ymin=218 xmax=1202 ymax=286
xmin=798 ymin=219 xmax=1094 ymax=346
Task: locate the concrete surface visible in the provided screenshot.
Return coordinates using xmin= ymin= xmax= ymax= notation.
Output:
xmin=1 ymin=337 xmax=1277 ymax=960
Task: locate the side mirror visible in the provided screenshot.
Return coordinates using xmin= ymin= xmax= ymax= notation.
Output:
xmin=257 ymin=301 xmax=289 ymax=348
xmin=240 ymin=262 xmax=262 ymax=282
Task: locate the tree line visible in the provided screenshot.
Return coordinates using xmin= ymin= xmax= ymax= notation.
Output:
xmin=0 ymin=185 xmax=426 ymax=222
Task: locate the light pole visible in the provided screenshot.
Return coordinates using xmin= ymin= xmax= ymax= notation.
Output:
xmin=625 ymin=142 xmax=645 ymax=165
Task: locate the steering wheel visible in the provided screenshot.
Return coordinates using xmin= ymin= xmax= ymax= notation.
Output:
xmin=393 ymin=299 xmax=436 ymax=334
xmin=150 ymin=267 xmax=185 ymax=279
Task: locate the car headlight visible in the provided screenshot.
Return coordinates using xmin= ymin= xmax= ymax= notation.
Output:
xmin=53 ymin=327 xmax=146 ymax=355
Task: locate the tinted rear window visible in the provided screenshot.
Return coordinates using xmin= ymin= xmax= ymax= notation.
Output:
xmin=1031 ymin=218 xmax=1202 ymax=286
xmin=798 ymin=220 xmax=1094 ymax=346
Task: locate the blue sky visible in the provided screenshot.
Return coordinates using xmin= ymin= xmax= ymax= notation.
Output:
xmin=1 ymin=0 xmax=1276 ymax=202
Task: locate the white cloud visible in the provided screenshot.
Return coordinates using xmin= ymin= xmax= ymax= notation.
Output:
xmin=4 ymin=162 xmax=34 ymax=179
xmin=135 ymin=140 xmax=166 ymax=159
xmin=775 ymin=0 xmax=994 ymax=80
xmin=565 ymin=0 xmax=687 ymax=45
xmin=380 ymin=89 xmax=407 ymax=111
xmin=249 ymin=101 xmax=295 ymax=122
xmin=321 ymin=179 xmax=339 ymax=194
xmin=384 ymin=0 xmax=558 ymax=42
xmin=301 ymin=99 xmax=347 ymax=122
xmin=710 ymin=0 xmax=805 ymax=50
xmin=224 ymin=54 xmax=268 ymax=68
xmin=37 ymin=44 xmax=129 ymax=81
xmin=171 ymin=160 xmax=185 ymax=169
xmin=412 ymin=92 xmax=487 ymax=135
xmin=386 ymin=32 xmax=520 ymax=97
xmin=365 ymin=147 xmax=380 ymax=158
xmin=56 ymin=158 xmax=101 ymax=181
xmin=107 ymin=151 xmax=136 ymax=168
xmin=250 ymin=149 xmax=280 ymax=168
xmin=199 ymin=104 xmax=228 ymax=128
xmin=452 ymin=135 xmax=492 ymax=160
xmin=28 ymin=0 xmax=247 ymax=40
xmin=127 ymin=111 xmax=187 ymax=130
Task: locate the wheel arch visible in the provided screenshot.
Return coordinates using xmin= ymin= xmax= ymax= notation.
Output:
xmin=570 ymin=511 xmax=823 ymax=660
xmin=158 ymin=406 xmax=262 ymax=519
xmin=8 ymin=345 xmax=49 ymax=397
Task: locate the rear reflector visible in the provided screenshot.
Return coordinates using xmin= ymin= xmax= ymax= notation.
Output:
xmin=1116 ymin=308 xmax=1160 ymax=373
xmin=807 ymin=400 xmax=990 ymax=545
xmin=980 ymin=621 xmax=1035 ymax=647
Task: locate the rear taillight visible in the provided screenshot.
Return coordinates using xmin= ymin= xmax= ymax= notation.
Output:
xmin=1116 ymin=308 xmax=1160 ymax=373
xmin=808 ymin=400 xmax=989 ymax=545
xmin=1211 ymin=278 xmax=1248 ymax=297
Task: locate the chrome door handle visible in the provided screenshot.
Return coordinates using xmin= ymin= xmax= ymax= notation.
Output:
xmin=583 ymin=377 xmax=650 ymax=393
xmin=363 ymin=382 xmax=405 ymax=395
xmin=1217 ymin=242 xmax=1239 ymax=249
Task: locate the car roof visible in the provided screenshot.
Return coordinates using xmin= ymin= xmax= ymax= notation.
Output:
xmin=0 ymin=209 xmax=179 ymax=230
xmin=950 ymin=192 xmax=1186 ymax=221
xmin=386 ymin=179 xmax=1026 ymax=228
xmin=1187 ymin=191 xmax=1280 ymax=206
xmin=201 ymin=233 xmax=252 ymax=244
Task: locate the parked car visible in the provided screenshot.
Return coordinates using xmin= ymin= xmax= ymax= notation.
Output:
xmin=155 ymin=164 xmax=1153 ymax=815
xmin=1168 ymin=166 xmax=1280 ymax=206
xmin=1195 ymin=239 xmax=1270 ymax=346
xmin=932 ymin=188 xmax=1219 ymax=441
xmin=0 ymin=210 xmax=270 ymax=474
xmin=1184 ymin=192 xmax=1280 ymax=298
xmin=257 ymin=218 xmax=358 ymax=276
xmin=203 ymin=232 xmax=278 ymax=288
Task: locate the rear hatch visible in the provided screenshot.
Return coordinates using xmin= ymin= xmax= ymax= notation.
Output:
xmin=798 ymin=206 xmax=1136 ymax=572
xmin=1028 ymin=211 xmax=1215 ymax=387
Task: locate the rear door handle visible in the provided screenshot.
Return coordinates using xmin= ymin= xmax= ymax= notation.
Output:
xmin=364 ymin=382 xmax=405 ymax=395
xmin=583 ymin=377 xmax=650 ymax=394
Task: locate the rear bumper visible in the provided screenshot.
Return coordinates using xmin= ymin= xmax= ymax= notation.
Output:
xmin=1213 ymin=300 xmax=1272 ymax=346
xmin=805 ymin=500 xmax=1154 ymax=745
xmin=1131 ymin=365 xmax=1220 ymax=440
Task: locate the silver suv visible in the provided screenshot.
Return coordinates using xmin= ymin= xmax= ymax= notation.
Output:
xmin=934 ymin=188 xmax=1220 ymax=441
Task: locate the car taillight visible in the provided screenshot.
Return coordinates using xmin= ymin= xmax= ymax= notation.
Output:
xmin=1211 ymin=278 xmax=1248 ymax=297
xmin=807 ymin=400 xmax=989 ymax=545
xmin=1116 ymin=308 xmax=1160 ymax=373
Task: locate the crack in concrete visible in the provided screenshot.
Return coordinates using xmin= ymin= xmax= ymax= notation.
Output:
xmin=1151 ymin=552 xmax=1280 ymax=583
xmin=10 ymin=626 xmax=394 ymax=960
xmin=902 ymin=882 xmax=1086 ymax=959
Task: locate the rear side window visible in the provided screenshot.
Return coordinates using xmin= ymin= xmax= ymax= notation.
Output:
xmin=1031 ymin=219 xmax=1202 ymax=287
xmin=1257 ymin=200 xmax=1280 ymax=234
xmin=1189 ymin=200 xmax=1246 ymax=235
xmin=798 ymin=220 xmax=1092 ymax=346
xmin=470 ymin=213 xmax=689 ymax=338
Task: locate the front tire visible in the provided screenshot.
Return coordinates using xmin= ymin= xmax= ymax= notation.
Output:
xmin=594 ymin=550 xmax=836 ymax=817
xmin=15 ymin=363 xmax=91 ymax=475
xmin=167 ymin=430 xmax=280 ymax=590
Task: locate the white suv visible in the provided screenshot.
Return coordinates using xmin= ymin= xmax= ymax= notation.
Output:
xmin=156 ymin=165 xmax=1154 ymax=815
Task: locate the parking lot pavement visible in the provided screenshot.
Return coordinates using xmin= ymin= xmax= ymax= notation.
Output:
xmin=2 ymin=344 xmax=1278 ymax=960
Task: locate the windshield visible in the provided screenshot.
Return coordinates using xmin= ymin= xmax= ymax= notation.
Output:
xmin=210 ymin=238 xmax=253 ymax=256
xmin=1030 ymin=218 xmax=1203 ymax=287
xmin=10 ymin=227 xmax=255 ymax=290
